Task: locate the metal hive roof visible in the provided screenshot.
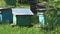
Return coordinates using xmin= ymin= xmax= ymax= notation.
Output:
xmin=12 ymin=8 xmax=34 ymax=15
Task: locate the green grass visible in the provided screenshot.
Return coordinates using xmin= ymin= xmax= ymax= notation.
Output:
xmin=0 ymin=24 xmax=59 ymax=34
xmin=0 ymin=0 xmax=6 ymax=7
xmin=16 ymin=4 xmax=30 ymax=8
xmin=0 ymin=24 xmax=40 ymax=34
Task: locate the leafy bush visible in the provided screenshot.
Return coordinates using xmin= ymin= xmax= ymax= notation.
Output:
xmin=42 ymin=0 xmax=60 ymax=30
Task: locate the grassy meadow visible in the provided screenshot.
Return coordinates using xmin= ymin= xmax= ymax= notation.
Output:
xmin=0 ymin=24 xmax=40 ymax=34
xmin=0 ymin=24 xmax=59 ymax=34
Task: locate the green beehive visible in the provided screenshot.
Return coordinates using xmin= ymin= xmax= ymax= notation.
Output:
xmin=12 ymin=8 xmax=34 ymax=26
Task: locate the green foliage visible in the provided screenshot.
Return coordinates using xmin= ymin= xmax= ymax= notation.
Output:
xmin=0 ymin=24 xmax=40 ymax=34
xmin=0 ymin=0 xmax=6 ymax=7
xmin=37 ymin=0 xmax=43 ymax=3
xmin=43 ymin=0 xmax=60 ymax=30
xmin=0 ymin=24 xmax=59 ymax=34
xmin=45 ymin=0 xmax=60 ymax=8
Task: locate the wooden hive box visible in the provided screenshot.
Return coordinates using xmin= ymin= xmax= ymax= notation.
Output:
xmin=12 ymin=8 xmax=34 ymax=26
xmin=0 ymin=7 xmax=13 ymax=23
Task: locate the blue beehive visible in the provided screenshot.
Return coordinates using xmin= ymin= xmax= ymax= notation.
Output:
xmin=37 ymin=8 xmax=53 ymax=27
xmin=0 ymin=7 xmax=13 ymax=23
